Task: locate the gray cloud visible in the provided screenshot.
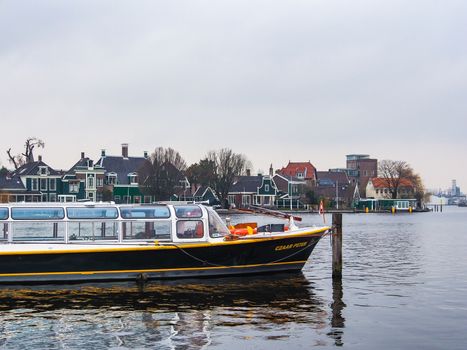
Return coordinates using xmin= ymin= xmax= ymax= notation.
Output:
xmin=1 ymin=0 xmax=466 ymax=189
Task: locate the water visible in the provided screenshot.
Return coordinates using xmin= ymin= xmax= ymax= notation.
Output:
xmin=1 ymin=207 xmax=467 ymax=349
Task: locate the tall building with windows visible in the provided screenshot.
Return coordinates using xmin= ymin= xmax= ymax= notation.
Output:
xmin=346 ymin=154 xmax=378 ymax=198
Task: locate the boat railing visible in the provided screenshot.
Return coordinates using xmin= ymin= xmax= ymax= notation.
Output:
xmin=0 ymin=203 xmax=179 ymax=244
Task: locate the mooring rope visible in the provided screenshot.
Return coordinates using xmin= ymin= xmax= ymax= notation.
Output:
xmin=165 ymin=232 xmax=329 ymax=268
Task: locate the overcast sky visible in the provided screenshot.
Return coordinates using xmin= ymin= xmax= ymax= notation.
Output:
xmin=1 ymin=0 xmax=466 ymax=191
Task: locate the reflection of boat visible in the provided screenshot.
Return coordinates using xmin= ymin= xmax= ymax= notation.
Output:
xmin=0 ymin=203 xmax=329 ymax=283
xmin=0 ymin=273 xmax=320 ymax=311
xmin=0 ymin=274 xmax=328 ymax=348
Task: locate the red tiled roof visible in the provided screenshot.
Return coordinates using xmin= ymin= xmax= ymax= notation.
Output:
xmin=371 ymin=178 xmax=414 ymax=188
xmin=278 ymin=162 xmax=316 ymax=180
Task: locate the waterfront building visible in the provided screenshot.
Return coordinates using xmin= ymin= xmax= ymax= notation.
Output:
xmin=314 ymin=171 xmax=354 ymax=208
xmin=345 ymin=154 xmax=377 ymax=197
xmin=0 ymin=174 xmax=42 ymax=202
xmin=228 ymin=175 xmax=278 ymax=208
xmin=61 ymin=152 xmax=106 ymax=202
xmin=277 ymin=161 xmax=317 ymax=186
xmin=172 ymin=185 xmax=220 ymax=205
xmin=5 ymin=156 xmax=62 ymax=202
xmin=96 ymin=144 xmax=153 ymax=204
xmin=366 ymin=177 xmax=415 ymax=199
xmin=273 ymin=173 xmax=306 ymax=209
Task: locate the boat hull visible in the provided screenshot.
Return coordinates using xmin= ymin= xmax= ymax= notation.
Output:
xmin=0 ymin=231 xmax=325 ymax=283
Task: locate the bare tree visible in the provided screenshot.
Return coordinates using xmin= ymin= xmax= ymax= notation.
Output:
xmin=138 ymin=147 xmax=187 ymax=201
xmin=185 ymin=158 xmax=217 ymax=189
xmin=207 ymin=148 xmax=249 ymax=208
xmin=6 ymin=137 xmax=45 ymax=170
xmin=378 ymin=160 xmax=413 ymax=199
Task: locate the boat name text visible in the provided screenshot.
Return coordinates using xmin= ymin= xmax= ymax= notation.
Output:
xmin=275 ymin=242 xmax=308 ymax=251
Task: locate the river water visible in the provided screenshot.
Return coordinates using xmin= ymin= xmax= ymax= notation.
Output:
xmin=1 ymin=207 xmax=466 ymax=349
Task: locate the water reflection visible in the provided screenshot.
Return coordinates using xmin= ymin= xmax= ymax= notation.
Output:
xmin=328 ymin=279 xmax=346 ymax=346
xmin=0 ymin=273 xmax=330 ymax=349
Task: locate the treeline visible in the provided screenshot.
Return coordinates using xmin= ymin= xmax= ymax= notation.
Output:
xmin=130 ymin=147 xmax=249 ymax=208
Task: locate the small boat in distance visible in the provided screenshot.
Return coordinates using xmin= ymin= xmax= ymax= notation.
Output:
xmin=0 ymin=203 xmax=329 ymax=283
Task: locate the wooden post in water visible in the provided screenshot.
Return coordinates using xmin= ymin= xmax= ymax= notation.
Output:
xmin=332 ymin=213 xmax=343 ymax=279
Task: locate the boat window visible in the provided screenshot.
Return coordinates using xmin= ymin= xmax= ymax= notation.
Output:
xmin=207 ymin=208 xmax=230 ymax=238
xmin=174 ymin=205 xmax=202 ymax=218
xmin=176 ymin=220 xmax=204 ymax=239
xmin=11 ymin=207 xmax=65 ymax=220
xmin=0 ymin=208 xmax=8 ymax=220
xmin=122 ymin=221 xmax=171 ymax=241
xmin=67 ymin=207 xmax=118 ymax=220
xmin=12 ymin=222 xmax=66 ymax=242
xmin=68 ymin=222 xmax=118 ymax=241
xmin=120 ymin=206 xmax=170 ymax=219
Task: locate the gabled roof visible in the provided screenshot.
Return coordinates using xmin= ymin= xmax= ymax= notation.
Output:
xmin=370 ymin=178 xmax=414 ymax=188
xmin=66 ymin=157 xmax=103 ymax=175
xmin=316 ymin=171 xmax=350 ymax=186
xmin=97 ymin=156 xmax=150 ymax=185
xmin=11 ymin=161 xmax=60 ymax=177
xmin=278 ymin=161 xmax=316 ymax=180
xmin=0 ymin=175 xmax=25 ymax=190
xmin=273 ymin=173 xmax=305 ymax=183
xmin=229 ymin=176 xmax=263 ymax=193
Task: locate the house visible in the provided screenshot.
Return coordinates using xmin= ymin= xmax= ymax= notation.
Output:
xmin=228 ymin=175 xmax=278 ymax=208
xmin=277 ymin=161 xmax=317 ymax=185
xmin=345 ymin=154 xmax=378 ymax=197
xmin=313 ymin=171 xmax=354 ymax=208
xmin=0 ymin=174 xmax=42 ymax=203
xmin=366 ymin=178 xmax=415 ymax=200
xmin=61 ymin=152 xmax=106 ymax=202
xmin=96 ymin=144 xmax=153 ymax=204
xmin=7 ymin=156 xmax=62 ymax=202
xmin=273 ymin=173 xmax=307 ymax=209
xmin=172 ymin=185 xmax=220 ymax=205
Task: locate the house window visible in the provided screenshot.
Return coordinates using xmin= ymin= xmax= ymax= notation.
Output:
xmin=265 ymin=184 xmax=270 ymax=192
xmin=97 ymin=178 xmax=104 ymax=187
xmin=87 ymin=174 xmax=95 ymax=189
xmin=114 ymin=195 xmax=121 ymax=203
xmin=144 ymin=196 xmax=152 ymax=203
xmin=297 ymin=172 xmax=304 ymax=179
xmin=87 ymin=192 xmax=94 ymax=201
xmin=134 ymin=196 xmax=141 ymax=204
xmin=31 ymin=178 xmax=38 ymax=191
xmin=40 ymin=178 xmax=48 ymax=191
xmin=242 ymin=195 xmax=251 ymax=206
xmin=49 ymin=179 xmax=56 ymax=191
xmin=39 ymin=166 xmax=48 ymax=176
xmin=128 ymin=173 xmax=138 ymax=184
xmin=123 ymin=195 xmax=131 ymax=204
xmin=41 ymin=194 xmax=48 ymax=202
xmin=106 ymin=173 xmax=117 ymax=185
xmin=69 ymin=182 xmax=79 ymax=193
xmin=49 ymin=193 xmax=57 ymax=202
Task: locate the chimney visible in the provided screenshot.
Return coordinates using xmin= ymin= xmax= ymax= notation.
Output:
xmin=88 ymin=159 xmax=94 ymax=168
xmin=38 ymin=155 xmax=42 ymax=162
xmin=143 ymin=151 xmax=148 ymax=159
xmin=101 ymin=149 xmax=106 ymax=157
xmin=246 ymin=168 xmax=251 ymax=176
xmin=122 ymin=143 xmax=129 ymax=158
xmin=269 ymin=164 xmax=273 ymax=176
xmin=81 ymin=152 xmax=85 ymax=159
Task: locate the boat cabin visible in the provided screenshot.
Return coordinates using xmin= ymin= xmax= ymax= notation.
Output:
xmin=0 ymin=203 xmax=230 ymax=245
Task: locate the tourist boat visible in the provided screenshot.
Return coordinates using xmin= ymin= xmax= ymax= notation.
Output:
xmin=0 ymin=203 xmax=330 ymax=283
